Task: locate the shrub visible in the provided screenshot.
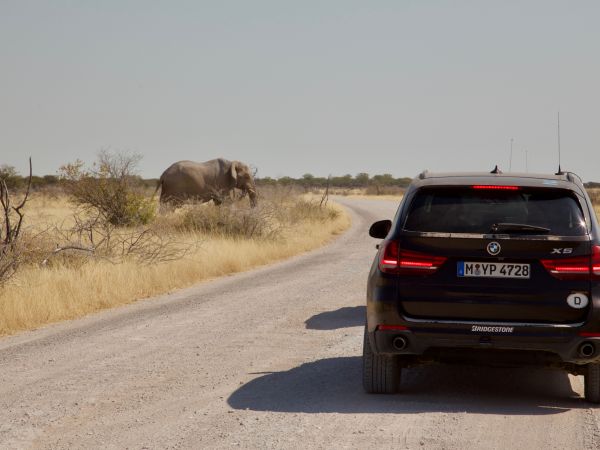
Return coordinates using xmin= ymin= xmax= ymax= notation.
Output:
xmin=39 ymin=210 xmax=192 ymax=268
xmin=177 ymin=203 xmax=280 ymax=239
xmin=59 ymin=150 xmax=155 ymax=226
xmin=286 ymin=200 xmax=340 ymax=224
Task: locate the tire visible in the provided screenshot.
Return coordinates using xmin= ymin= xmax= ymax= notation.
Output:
xmin=362 ymin=325 xmax=401 ymax=394
xmin=585 ymin=363 xmax=600 ymax=403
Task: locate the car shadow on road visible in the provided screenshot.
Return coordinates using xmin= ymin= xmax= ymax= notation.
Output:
xmin=228 ymin=356 xmax=585 ymax=415
xmin=305 ymin=306 xmax=365 ymax=330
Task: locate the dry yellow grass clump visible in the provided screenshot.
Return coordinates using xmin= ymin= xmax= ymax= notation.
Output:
xmin=0 ymin=192 xmax=349 ymax=336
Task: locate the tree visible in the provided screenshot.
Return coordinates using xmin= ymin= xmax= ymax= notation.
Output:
xmin=277 ymin=176 xmax=294 ymax=186
xmin=299 ymin=173 xmax=316 ymax=191
xmin=372 ymin=173 xmax=395 ymax=186
xmin=355 ymin=172 xmax=370 ymax=186
xmin=0 ymin=165 xmax=23 ymax=190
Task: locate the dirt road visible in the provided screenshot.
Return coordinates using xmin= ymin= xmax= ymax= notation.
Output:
xmin=1 ymin=198 xmax=599 ymax=449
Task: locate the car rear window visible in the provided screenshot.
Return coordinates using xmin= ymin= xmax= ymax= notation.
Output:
xmin=403 ymin=187 xmax=587 ymax=236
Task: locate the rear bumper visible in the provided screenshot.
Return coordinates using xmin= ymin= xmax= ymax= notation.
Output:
xmin=366 ymin=262 xmax=600 ymax=367
xmin=370 ymin=324 xmax=600 ymax=366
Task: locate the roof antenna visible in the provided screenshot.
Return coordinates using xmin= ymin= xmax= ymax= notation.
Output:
xmin=555 ymin=112 xmax=564 ymax=175
xmin=490 ymin=165 xmax=502 ymax=174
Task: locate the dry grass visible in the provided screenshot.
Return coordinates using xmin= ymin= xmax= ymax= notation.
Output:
xmin=321 ymin=187 xmax=404 ymax=201
xmin=0 ymin=192 xmax=350 ymax=336
xmin=27 ymin=194 xmax=74 ymax=226
xmin=343 ymin=194 xmax=404 ymax=201
xmin=588 ymin=189 xmax=600 ymax=221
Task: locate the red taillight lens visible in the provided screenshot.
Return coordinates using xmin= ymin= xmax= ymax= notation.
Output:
xmin=379 ymin=241 xmax=447 ymax=274
xmin=379 ymin=240 xmax=400 ymax=272
xmin=541 ymin=246 xmax=600 ymax=280
xmin=378 ymin=325 xmax=409 ymax=331
xmin=399 ymin=249 xmax=447 ymax=271
xmin=593 ymin=246 xmax=600 ymax=277
xmin=472 ymin=185 xmax=521 ymax=191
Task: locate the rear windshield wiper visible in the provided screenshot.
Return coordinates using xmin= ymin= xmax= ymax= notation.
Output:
xmin=490 ymin=223 xmax=551 ymax=234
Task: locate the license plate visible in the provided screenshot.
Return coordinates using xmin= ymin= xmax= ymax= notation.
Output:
xmin=457 ymin=261 xmax=530 ymax=279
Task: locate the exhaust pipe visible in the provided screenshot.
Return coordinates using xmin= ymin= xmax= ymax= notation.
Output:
xmin=579 ymin=342 xmax=596 ymax=358
xmin=392 ymin=336 xmax=408 ymax=351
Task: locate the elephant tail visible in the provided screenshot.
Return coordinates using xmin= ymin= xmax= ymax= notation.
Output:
xmin=151 ymin=176 xmax=162 ymax=201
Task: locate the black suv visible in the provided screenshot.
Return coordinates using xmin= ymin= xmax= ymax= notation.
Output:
xmin=364 ymin=170 xmax=600 ymax=402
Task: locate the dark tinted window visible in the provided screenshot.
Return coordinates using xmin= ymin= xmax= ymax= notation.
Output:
xmin=404 ymin=187 xmax=586 ymax=236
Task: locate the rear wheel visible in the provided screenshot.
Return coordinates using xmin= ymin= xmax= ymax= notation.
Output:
xmin=585 ymin=363 xmax=600 ymax=403
xmin=362 ymin=326 xmax=401 ymax=394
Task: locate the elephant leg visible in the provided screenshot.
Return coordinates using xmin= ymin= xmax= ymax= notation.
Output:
xmin=211 ymin=194 xmax=223 ymax=206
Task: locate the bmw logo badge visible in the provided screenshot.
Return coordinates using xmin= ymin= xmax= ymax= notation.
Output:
xmin=487 ymin=241 xmax=501 ymax=256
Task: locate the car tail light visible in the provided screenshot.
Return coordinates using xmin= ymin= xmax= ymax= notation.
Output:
xmin=379 ymin=240 xmax=400 ymax=272
xmin=378 ymin=325 xmax=409 ymax=331
xmin=541 ymin=245 xmax=600 ymax=280
xmin=580 ymin=332 xmax=600 ymax=337
xmin=593 ymin=246 xmax=600 ymax=277
xmin=399 ymin=249 xmax=447 ymax=271
xmin=379 ymin=241 xmax=447 ymax=274
xmin=472 ymin=185 xmax=521 ymax=191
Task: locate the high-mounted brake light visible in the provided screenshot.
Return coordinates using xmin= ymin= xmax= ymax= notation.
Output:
xmin=472 ymin=185 xmax=521 ymax=191
xmin=379 ymin=241 xmax=447 ymax=275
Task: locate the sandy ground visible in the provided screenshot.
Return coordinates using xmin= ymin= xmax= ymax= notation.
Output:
xmin=0 ymin=197 xmax=599 ymax=449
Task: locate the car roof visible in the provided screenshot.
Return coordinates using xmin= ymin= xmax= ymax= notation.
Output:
xmin=412 ymin=171 xmax=585 ymax=191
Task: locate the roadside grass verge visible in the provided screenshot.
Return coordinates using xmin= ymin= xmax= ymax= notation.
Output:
xmin=588 ymin=189 xmax=600 ymax=221
xmin=0 ymin=192 xmax=349 ymax=336
xmin=342 ymin=194 xmax=404 ymax=201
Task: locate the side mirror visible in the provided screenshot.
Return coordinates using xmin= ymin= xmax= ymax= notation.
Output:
xmin=369 ymin=220 xmax=392 ymax=239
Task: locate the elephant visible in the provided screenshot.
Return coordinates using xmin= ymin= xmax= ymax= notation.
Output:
xmin=155 ymin=158 xmax=257 ymax=207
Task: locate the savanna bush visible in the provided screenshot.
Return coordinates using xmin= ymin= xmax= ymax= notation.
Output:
xmin=59 ymin=150 xmax=155 ymax=226
xmin=163 ymin=192 xmax=341 ymax=240
xmin=176 ymin=202 xmax=280 ymax=239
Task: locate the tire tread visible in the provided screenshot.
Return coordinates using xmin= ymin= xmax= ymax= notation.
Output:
xmin=362 ymin=326 xmax=400 ymax=394
xmin=585 ymin=363 xmax=600 ymax=403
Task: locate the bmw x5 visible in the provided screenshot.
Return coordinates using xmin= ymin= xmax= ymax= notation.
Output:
xmin=364 ymin=170 xmax=600 ymax=402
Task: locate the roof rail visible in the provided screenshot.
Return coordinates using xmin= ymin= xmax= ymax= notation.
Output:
xmin=566 ymin=172 xmax=583 ymax=184
xmin=418 ymin=170 xmax=429 ymax=180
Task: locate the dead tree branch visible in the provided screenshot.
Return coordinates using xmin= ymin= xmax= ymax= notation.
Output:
xmin=320 ymin=175 xmax=331 ymax=208
xmin=0 ymin=158 xmax=33 ymax=285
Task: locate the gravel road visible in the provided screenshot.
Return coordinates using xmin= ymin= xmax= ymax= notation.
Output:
xmin=1 ymin=198 xmax=600 ymax=449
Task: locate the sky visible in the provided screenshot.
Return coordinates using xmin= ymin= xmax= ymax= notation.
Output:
xmin=1 ymin=1 xmax=599 ymax=180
